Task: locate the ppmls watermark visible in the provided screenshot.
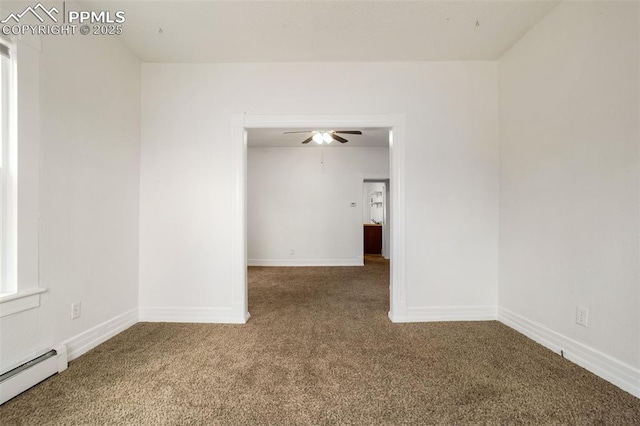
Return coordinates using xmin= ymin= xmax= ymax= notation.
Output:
xmin=1 ymin=2 xmax=125 ymax=36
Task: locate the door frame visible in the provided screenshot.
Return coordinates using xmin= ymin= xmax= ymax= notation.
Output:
xmin=231 ymin=113 xmax=407 ymax=322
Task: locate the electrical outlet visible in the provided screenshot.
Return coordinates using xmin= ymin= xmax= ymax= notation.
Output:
xmin=71 ymin=302 xmax=81 ymax=320
xmin=576 ymin=306 xmax=588 ymax=327
xmin=290 ymin=249 xmax=295 ymax=256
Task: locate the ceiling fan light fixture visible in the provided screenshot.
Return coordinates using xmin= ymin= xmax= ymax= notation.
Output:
xmin=287 ymin=129 xmax=360 ymax=144
xmin=312 ymin=132 xmax=324 ymax=144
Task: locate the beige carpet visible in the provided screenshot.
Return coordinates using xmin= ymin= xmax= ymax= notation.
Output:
xmin=1 ymin=256 xmax=639 ymax=425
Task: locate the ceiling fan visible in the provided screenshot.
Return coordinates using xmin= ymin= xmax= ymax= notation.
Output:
xmin=284 ymin=130 xmax=363 ymax=144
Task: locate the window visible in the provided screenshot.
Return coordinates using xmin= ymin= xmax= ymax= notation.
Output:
xmin=0 ymin=39 xmax=17 ymax=297
xmin=0 ymin=38 xmax=43 ymax=317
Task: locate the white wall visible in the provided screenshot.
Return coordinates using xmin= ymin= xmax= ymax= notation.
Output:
xmin=0 ymin=33 xmax=141 ymax=370
xmin=139 ymin=62 xmax=499 ymax=319
xmin=498 ymin=0 xmax=640 ymax=391
xmin=248 ymin=147 xmax=388 ymax=266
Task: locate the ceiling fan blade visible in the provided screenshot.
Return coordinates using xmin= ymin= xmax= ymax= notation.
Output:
xmin=333 ymin=130 xmax=362 ymax=135
xmin=284 ymin=131 xmax=312 ymax=134
xmin=332 ymin=134 xmax=349 ymax=143
xmin=301 ymin=136 xmax=313 ymax=144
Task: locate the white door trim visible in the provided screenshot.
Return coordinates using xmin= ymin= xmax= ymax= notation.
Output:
xmin=232 ymin=113 xmax=407 ymax=321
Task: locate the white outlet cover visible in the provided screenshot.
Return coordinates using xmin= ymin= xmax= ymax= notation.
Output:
xmin=71 ymin=302 xmax=81 ymax=320
xmin=576 ymin=306 xmax=588 ymax=327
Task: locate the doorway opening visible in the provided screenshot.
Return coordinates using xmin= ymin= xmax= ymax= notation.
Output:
xmin=231 ymin=114 xmax=407 ymax=323
xmin=363 ymin=179 xmax=390 ymax=262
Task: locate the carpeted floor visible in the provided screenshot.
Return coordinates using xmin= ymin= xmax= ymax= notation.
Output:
xmin=1 ymin=256 xmax=639 ymax=424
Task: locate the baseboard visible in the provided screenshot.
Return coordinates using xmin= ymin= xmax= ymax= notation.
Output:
xmin=389 ymin=305 xmax=497 ymax=323
xmin=248 ymin=259 xmax=364 ymax=267
xmin=139 ymin=307 xmax=248 ymax=324
xmin=498 ymin=307 xmax=640 ymax=398
xmin=62 ymin=308 xmax=138 ymax=362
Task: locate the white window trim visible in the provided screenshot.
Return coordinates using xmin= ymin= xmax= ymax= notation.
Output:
xmin=0 ymin=37 xmax=17 ymax=297
xmin=0 ymin=287 xmax=47 ymax=317
xmin=0 ymin=37 xmax=45 ymax=317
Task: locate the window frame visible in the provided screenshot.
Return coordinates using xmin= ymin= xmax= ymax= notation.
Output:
xmin=0 ymin=37 xmax=46 ymax=317
xmin=0 ymin=37 xmax=17 ymax=297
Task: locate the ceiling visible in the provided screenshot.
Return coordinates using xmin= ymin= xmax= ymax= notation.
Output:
xmin=247 ymin=128 xmax=390 ymax=148
xmin=93 ymin=0 xmax=560 ymax=63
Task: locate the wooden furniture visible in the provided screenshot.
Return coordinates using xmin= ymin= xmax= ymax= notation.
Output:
xmin=364 ymin=224 xmax=382 ymax=255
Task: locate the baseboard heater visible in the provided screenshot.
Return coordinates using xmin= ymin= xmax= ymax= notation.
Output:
xmin=0 ymin=345 xmax=67 ymax=405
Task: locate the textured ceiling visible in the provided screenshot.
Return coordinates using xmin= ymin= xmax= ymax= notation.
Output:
xmin=94 ymin=0 xmax=560 ymax=63
xmin=247 ymin=128 xmax=390 ymax=148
